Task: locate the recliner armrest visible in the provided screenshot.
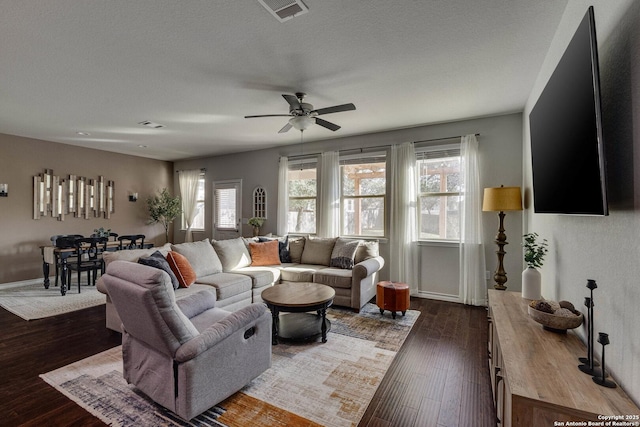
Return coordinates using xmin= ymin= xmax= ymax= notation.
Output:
xmin=176 ymin=289 xmax=217 ymax=318
xmin=174 ymin=303 xmax=268 ymax=362
xmin=352 ymin=256 xmax=384 ymax=281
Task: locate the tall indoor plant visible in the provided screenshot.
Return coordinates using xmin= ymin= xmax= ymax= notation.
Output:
xmin=521 ymin=232 xmax=549 ymax=300
xmin=147 ymin=188 xmax=182 ymax=244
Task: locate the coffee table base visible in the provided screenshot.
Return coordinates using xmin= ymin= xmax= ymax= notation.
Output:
xmin=274 ymin=312 xmax=331 ymax=344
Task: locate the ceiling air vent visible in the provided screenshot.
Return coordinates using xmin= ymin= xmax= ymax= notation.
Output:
xmin=138 ymin=120 xmax=165 ymax=129
xmin=256 ymin=0 xmax=308 ymax=22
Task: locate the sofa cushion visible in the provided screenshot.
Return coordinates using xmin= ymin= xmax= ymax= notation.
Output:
xmin=211 ymin=237 xmax=252 ymax=271
xmin=233 ymin=266 xmax=281 ymax=288
xmin=166 ymin=251 xmax=197 ymax=288
xmin=280 ymin=264 xmax=327 ymax=282
xmin=138 ymin=251 xmax=180 ymax=289
xmin=354 ymin=240 xmax=379 ymax=264
xmin=103 ymin=243 xmax=171 ymax=267
xmin=330 ymin=238 xmax=361 ymax=270
xmin=171 ymin=239 xmax=223 ymax=277
xmin=195 ymin=272 xmax=252 ymax=300
xmin=288 ymin=237 xmax=305 ymax=263
xmin=249 ymin=240 xmax=281 ymax=266
xmin=258 ymin=235 xmax=291 ymax=263
xmin=313 ymin=268 xmax=353 ymax=289
xmin=301 ymin=237 xmax=337 ymax=266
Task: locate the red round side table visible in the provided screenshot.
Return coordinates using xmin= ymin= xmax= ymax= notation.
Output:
xmin=376 ymin=281 xmax=410 ymax=319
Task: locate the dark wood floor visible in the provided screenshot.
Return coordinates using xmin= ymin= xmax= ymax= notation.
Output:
xmin=0 ymin=297 xmax=495 ymax=427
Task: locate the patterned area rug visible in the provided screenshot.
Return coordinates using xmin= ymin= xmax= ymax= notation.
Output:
xmin=0 ymin=280 xmax=105 ymax=320
xmin=40 ymin=303 xmax=419 ymax=427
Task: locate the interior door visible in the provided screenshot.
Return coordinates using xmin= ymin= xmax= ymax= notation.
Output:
xmin=213 ymin=179 xmax=242 ymax=241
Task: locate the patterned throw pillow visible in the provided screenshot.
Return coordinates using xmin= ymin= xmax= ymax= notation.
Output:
xmin=258 ymin=236 xmax=291 ymax=263
xmin=249 ymin=240 xmax=282 ymax=266
xmin=330 ymin=238 xmax=361 ymax=270
xmin=166 ymin=251 xmax=197 ymax=288
xmin=138 ymin=250 xmax=180 ymax=289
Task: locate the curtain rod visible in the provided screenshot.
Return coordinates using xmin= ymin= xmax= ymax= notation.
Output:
xmin=175 ymin=168 xmax=206 ymax=173
xmin=286 ymin=133 xmax=479 ymax=160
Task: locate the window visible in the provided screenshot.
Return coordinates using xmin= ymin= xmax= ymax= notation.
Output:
xmin=213 ymin=180 xmax=241 ymax=231
xmin=417 ymin=146 xmax=461 ymax=240
xmin=340 ymin=154 xmax=386 ymax=237
xmin=287 ymin=160 xmax=317 ymax=234
xmin=183 ymin=174 xmax=205 ymax=230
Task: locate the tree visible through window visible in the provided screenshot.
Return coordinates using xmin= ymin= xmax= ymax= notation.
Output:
xmin=287 ymin=162 xmax=317 ymax=234
xmin=417 ymin=147 xmax=461 ymax=240
xmin=340 ymin=156 xmax=386 ymax=237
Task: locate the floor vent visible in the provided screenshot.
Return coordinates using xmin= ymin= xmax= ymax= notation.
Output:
xmin=256 ymin=0 xmax=308 ymax=22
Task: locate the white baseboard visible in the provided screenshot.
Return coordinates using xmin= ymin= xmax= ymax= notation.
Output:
xmin=414 ymin=290 xmax=462 ymax=304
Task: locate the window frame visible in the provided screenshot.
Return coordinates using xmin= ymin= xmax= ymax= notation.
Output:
xmin=212 ymin=179 xmax=242 ymax=232
xmin=286 ymin=159 xmax=318 ymax=235
xmin=339 ymin=152 xmax=387 ymax=238
xmin=416 ymin=144 xmax=462 ymax=242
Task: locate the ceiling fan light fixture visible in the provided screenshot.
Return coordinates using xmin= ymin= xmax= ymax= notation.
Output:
xmin=289 ymin=116 xmax=315 ymax=131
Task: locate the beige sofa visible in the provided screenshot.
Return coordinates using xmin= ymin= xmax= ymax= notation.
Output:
xmin=97 ymin=236 xmax=384 ymax=332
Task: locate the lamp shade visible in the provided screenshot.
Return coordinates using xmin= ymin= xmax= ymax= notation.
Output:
xmin=482 ymin=186 xmax=523 ymax=211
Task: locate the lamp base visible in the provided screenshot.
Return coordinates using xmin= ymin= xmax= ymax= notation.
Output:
xmin=494 ymin=284 xmax=507 ymax=291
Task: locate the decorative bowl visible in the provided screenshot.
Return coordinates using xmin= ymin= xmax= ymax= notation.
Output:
xmin=528 ymin=306 xmax=584 ymax=333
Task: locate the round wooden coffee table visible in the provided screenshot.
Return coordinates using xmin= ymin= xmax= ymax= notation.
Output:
xmin=261 ymin=282 xmax=335 ymax=345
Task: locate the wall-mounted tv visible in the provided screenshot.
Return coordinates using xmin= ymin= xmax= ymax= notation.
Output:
xmin=529 ymin=6 xmax=608 ymax=216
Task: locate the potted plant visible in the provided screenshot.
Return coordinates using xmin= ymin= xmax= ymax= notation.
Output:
xmin=93 ymin=227 xmax=112 ymax=238
xmin=147 ymin=188 xmax=182 ymax=244
xmin=248 ymin=217 xmax=264 ymax=237
xmin=522 ymin=232 xmax=549 ymax=300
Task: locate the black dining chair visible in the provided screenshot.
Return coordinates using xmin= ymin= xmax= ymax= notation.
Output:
xmin=51 ymin=234 xmax=84 ymax=287
xmin=67 ymin=237 xmax=108 ymax=293
xmin=117 ymin=234 xmax=146 ymax=250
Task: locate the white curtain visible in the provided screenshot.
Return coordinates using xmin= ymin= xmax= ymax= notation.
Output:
xmin=277 ymin=156 xmax=289 ymax=237
xmin=317 ymin=151 xmax=340 ymax=237
xmin=389 ymin=142 xmax=419 ymax=294
xmin=459 ymin=134 xmax=487 ymax=306
xmin=178 ymin=169 xmax=201 ymax=243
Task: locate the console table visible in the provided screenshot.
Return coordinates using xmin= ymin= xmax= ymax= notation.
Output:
xmin=488 ymin=290 xmax=639 ymax=426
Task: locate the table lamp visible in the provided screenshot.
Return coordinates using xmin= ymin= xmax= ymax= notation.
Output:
xmin=482 ymin=185 xmax=523 ymax=290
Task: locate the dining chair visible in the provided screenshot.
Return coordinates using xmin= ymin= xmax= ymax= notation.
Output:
xmin=51 ymin=234 xmax=84 ymax=287
xmin=117 ymin=234 xmax=145 ymax=250
xmin=67 ymin=237 xmax=108 ymax=293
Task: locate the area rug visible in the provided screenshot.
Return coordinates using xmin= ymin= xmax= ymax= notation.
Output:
xmin=0 ymin=280 xmax=105 ymax=320
xmin=40 ymin=303 xmax=419 ymax=427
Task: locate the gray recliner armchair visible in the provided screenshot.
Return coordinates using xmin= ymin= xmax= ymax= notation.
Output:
xmin=101 ymin=260 xmax=272 ymax=420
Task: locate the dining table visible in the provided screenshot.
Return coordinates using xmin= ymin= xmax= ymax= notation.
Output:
xmin=40 ymin=240 xmax=151 ymax=296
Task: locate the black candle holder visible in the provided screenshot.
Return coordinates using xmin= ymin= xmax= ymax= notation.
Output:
xmin=592 ymin=332 xmax=616 ymax=388
xmin=578 ymin=280 xmax=600 ymax=375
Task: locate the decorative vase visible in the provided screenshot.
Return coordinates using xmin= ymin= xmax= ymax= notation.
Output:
xmin=522 ymin=267 xmax=541 ymax=300
xmin=253 ymin=226 xmax=260 ymax=237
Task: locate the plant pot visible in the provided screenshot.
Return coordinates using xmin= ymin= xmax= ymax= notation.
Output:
xmin=522 ymin=267 xmax=541 ymax=300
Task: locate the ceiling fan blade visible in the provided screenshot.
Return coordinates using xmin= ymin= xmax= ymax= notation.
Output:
xmin=278 ymin=122 xmax=293 ymax=133
xmin=244 ymin=114 xmax=292 ymax=118
xmin=315 ymin=118 xmax=341 ymax=131
xmin=312 ymin=103 xmax=356 ymax=116
xmin=282 ymin=94 xmax=301 ymax=110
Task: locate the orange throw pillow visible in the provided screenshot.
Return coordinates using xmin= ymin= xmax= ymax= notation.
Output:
xmin=250 ymin=240 xmax=281 ymax=266
xmin=166 ymin=251 xmax=197 ymax=288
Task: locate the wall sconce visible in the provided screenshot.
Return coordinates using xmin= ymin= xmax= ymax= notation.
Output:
xmin=128 ymin=192 xmax=138 ymax=202
xmin=0 ymin=183 xmax=7 ymax=197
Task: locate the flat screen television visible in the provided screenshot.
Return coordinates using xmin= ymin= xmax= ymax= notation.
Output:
xmin=529 ymin=6 xmax=608 ymax=215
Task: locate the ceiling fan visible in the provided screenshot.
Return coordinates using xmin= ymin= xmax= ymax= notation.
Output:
xmin=244 ymin=92 xmax=356 ymax=133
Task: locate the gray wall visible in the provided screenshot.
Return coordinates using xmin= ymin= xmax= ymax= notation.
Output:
xmin=523 ymin=0 xmax=640 ymax=405
xmin=0 ymin=133 xmax=174 ymax=284
xmin=174 ymin=112 xmax=524 ymax=297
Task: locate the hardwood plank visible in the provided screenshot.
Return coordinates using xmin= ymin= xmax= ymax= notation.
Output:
xmin=0 ymin=296 xmax=496 ymax=427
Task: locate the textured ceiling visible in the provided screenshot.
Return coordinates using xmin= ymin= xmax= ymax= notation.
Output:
xmin=0 ymin=0 xmax=568 ymax=161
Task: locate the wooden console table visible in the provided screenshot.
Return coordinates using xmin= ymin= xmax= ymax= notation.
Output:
xmin=488 ymin=290 xmax=639 ymax=426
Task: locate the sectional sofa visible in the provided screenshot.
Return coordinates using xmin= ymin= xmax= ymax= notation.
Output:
xmin=97 ymin=236 xmax=384 ymax=332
